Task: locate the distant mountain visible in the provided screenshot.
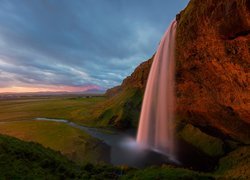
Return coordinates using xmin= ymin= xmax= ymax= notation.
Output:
xmin=0 ymin=88 xmax=105 ymax=97
xmin=82 ymin=89 xmax=105 ymax=95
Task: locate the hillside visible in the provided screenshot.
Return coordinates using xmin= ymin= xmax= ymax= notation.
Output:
xmin=0 ymin=134 xmax=121 ymax=179
xmin=97 ymin=56 xmax=154 ymax=129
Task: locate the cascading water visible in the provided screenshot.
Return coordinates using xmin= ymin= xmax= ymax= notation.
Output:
xmin=137 ymin=20 xmax=177 ymax=159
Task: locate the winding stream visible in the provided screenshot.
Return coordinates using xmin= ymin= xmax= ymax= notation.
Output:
xmin=34 ymin=118 xmax=217 ymax=171
xmin=35 ymin=118 xmax=171 ymax=168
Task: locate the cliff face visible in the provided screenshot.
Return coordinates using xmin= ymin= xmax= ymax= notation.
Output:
xmin=103 ymin=0 xmax=250 ymax=143
xmin=175 ymin=0 xmax=250 ymax=143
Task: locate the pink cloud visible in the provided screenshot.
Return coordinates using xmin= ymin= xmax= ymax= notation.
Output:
xmin=0 ymin=85 xmax=103 ymax=93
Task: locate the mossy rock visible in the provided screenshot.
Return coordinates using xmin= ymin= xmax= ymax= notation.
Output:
xmin=179 ymin=124 xmax=225 ymax=157
xmin=215 ymin=146 xmax=250 ymax=179
xmin=97 ymin=88 xmax=143 ymax=129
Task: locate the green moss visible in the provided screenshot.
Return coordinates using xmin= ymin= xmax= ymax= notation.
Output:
xmin=97 ymin=88 xmax=143 ymax=129
xmin=179 ymin=124 xmax=225 ymax=157
xmin=215 ymin=146 xmax=250 ymax=179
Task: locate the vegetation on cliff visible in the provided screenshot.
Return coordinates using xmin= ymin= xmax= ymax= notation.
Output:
xmin=97 ymin=56 xmax=153 ymax=129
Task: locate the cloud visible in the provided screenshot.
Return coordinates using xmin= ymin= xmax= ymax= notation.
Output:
xmin=0 ymin=0 xmax=189 ymax=92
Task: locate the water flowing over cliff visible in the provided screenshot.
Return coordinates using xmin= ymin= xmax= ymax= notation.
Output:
xmin=137 ymin=20 xmax=177 ymax=157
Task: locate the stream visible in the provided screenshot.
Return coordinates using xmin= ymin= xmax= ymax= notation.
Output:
xmin=35 ymin=118 xmax=217 ymax=171
xmin=35 ymin=118 xmax=171 ymax=168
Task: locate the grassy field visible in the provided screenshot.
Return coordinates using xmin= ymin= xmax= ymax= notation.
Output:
xmin=0 ymin=96 xmax=106 ymax=125
xmin=0 ymin=95 xmax=109 ymax=164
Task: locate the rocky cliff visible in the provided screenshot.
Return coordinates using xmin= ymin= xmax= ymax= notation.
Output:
xmin=101 ymin=0 xmax=250 ymax=145
xmin=175 ymin=0 xmax=250 ymax=144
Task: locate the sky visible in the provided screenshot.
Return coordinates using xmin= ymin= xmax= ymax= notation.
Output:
xmin=0 ymin=0 xmax=189 ymax=93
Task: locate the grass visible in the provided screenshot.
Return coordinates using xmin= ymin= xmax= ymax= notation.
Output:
xmin=0 ymin=94 xmax=250 ymax=179
xmin=95 ymin=88 xmax=143 ymax=129
xmin=1 ymin=133 xmax=249 ymax=179
xmin=0 ymin=96 xmax=110 ymax=164
xmin=0 ymin=134 xmax=121 ymax=179
xmin=122 ymin=166 xmax=213 ymax=180
xmin=0 ymin=93 xmax=143 ymax=165
xmin=0 ymin=96 xmax=106 ymax=126
xmin=0 ymin=89 xmax=142 ymax=130
xmin=0 ymin=134 xmax=215 ymax=179
xmin=0 ymin=95 xmax=249 ymax=179
xmin=0 ymin=121 xmax=106 ymax=164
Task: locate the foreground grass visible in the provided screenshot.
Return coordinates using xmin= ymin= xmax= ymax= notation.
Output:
xmin=0 ymin=121 xmax=107 ymax=164
xmin=0 ymin=133 xmax=249 ymax=179
xmin=121 ymin=166 xmax=213 ymax=180
xmin=0 ymin=134 xmax=120 ymax=179
xmin=0 ymin=134 xmax=215 ymax=179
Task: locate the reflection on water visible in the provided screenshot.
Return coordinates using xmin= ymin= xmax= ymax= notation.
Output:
xmin=35 ymin=118 xmax=68 ymax=123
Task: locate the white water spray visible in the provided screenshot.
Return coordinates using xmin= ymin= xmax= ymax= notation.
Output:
xmin=137 ymin=20 xmax=177 ymax=158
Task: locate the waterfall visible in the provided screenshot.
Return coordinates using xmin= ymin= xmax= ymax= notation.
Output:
xmin=136 ymin=20 xmax=177 ymax=158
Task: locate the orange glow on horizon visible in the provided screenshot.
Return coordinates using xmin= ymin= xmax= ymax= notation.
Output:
xmin=0 ymin=85 xmax=101 ymax=93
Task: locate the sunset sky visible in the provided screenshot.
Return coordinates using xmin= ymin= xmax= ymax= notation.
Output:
xmin=0 ymin=0 xmax=189 ymax=93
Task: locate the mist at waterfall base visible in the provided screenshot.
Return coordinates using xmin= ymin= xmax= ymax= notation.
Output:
xmin=119 ymin=20 xmax=179 ymax=166
xmin=112 ymin=20 xmax=216 ymax=170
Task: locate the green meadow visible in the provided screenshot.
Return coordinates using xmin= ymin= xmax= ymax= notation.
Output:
xmin=0 ymin=96 xmax=108 ymax=164
xmin=0 ymin=96 xmax=105 ymax=125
